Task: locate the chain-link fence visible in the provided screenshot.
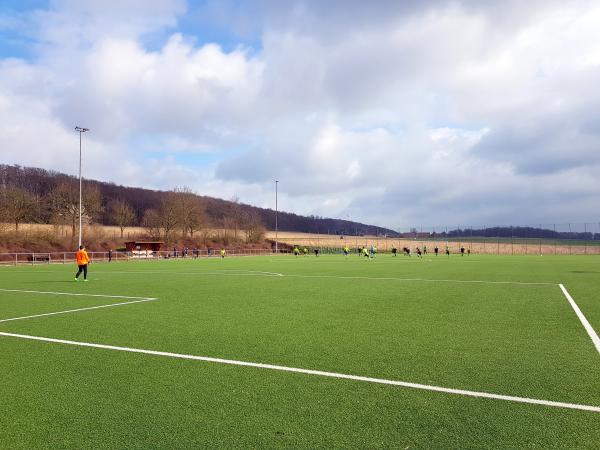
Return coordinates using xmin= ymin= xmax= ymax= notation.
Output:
xmin=270 ymin=223 xmax=600 ymax=255
xmin=0 ymin=248 xmax=283 ymax=266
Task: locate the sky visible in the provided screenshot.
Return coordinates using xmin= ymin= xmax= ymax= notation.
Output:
xmin=1 ymin=0 xmax=599 ymax=230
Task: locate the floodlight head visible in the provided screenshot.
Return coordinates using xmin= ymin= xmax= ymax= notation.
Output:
xmin=75 ymin=126 xmax=90 ymax=132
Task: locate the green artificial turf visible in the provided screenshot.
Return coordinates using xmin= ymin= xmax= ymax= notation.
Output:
xmin=0 ymin=254 xmax=599 ymax=448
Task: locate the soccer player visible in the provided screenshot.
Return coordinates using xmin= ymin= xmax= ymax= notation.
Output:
xmin=343 ymin=245 xmax=350 ymax=257
xmin=293 ymin=247 xmax=300 ymax=257
xmin=303 ymin=247 xmax=309 ymax=256
xmin=434 ymin=246 xmax=439 ymax=256
xmin=391 ymin=246 xmax=397 ymax=256
xmin=370 ymin=245 xmax=377 ymax=258
xmin=423 ymin=245 xmax=427 ymax=255
xmin=460 ymin=247 xmax=465 ymax=256
xmin=220 ymin=249 xmax=226 ymax=258
xmin=75 ymin=245 xmax=90 ymax=281
xmin=362 ymin=247 xmax=370 ymax=258
xmin=314 ymin=248 xmax=320 ymax=257
xmin=108 ymin=249 xmax=112 ymax=262
xmin=416 ymin=247 xmax=422 ymax=258
xmin=445 ymin=246 xmax=450 ymax=257
xmin=467 ymin=248 xmax=471 ymax=255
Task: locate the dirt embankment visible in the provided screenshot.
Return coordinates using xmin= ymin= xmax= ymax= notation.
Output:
xmin=0 ymin=223 xmax=273 ymax=254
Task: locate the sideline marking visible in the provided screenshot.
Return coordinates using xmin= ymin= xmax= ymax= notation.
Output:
xmin=0 ymin=331 xmax=598 ymax=413
xmin=559 ymin=283 xmax=600 ymax=355
xmin=283 ymin=274 xmax=554 ymax=286
xmin=0 ymin=288 xmax=157 ymax=301
xmin=0 ymin=298 xmax=158 ymax=324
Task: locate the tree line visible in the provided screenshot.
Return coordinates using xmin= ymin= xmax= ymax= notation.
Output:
xmin=400 ymin=226 xmax=600 ymax=241
xmin=0 ymin=166 xmax=266 ymax=243
xmin=0 ymin=164 xmax=396 ymax=240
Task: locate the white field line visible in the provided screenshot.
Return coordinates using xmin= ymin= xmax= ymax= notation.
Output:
xmin=0 ymin=331 xmax=598 ymax=414
xmin=559 ymin=284 xmax=600 ymax=355
xmin=282 ymin=274 xmax=555 ymax=286
xmin=0 ymin=288 xmax=157 ymax=301
xmin=0 ymin=298 xmax=158 ymax=324
xmin=93 ymin=271 xmax=553 ymax=286
xmin=95 ymin=270 xmax=285 ymax=278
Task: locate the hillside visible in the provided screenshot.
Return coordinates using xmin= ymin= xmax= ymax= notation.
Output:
xmin=0 ymin=164 xmax=398 ymax=236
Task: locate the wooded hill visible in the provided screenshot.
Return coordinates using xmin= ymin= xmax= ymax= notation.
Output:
xmin=0 ymin=164 xmax=398 ymax=237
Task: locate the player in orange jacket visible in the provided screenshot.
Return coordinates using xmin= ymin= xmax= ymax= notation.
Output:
xmin=75 ymin=245 xmax=90 ymax=281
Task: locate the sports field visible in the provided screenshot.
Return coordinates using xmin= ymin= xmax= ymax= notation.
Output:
xmin=1 ymin=254 xmax=599 ymax=448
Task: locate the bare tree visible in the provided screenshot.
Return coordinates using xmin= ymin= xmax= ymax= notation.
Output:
xmin=159 ymin=193 xmax=179 ymax=240
xmin=0 ymin=186 xmax=37 ymax=231
xmin=142 ymin=194 xmax=179 ymax=241
xmin=109 ymin=199 xmax=136 ymax=238
xmin=229 ymin=195 xmax=244 ymax=239
xmin=173 ymin=187 xmax=205 ymax=238
xmin=243 ymin=211 xmax=266 ymax=244
xmin=51 ymin=182 xmax=103 ymax=237
xmin=142 ymin=209 xmax=162 ymax=240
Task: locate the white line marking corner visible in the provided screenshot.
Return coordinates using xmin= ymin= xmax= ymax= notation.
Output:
xmin=0 ymin=298 xmax=158 ymax=324
xmin=559 ymin=283 xmax=600 ymax=355
xmin=0 ymin=288 xmax=156 ymax=301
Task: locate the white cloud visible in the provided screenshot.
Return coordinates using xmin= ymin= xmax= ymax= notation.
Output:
xmin=1 ymin=0 xmax=600 ymax=229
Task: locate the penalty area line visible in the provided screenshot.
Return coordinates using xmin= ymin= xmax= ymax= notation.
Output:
xmin=282 ymin=274 xmax=555 ymax=286
xmin=0 ymin=298 xmax=159 ymax=324
xmin=0 ymin=288 xmax=157 ymax=301
xmin=559 ymin=283 xmax=600 ymax=355
xmin=0 ymin=331 xmax=598 ymax=413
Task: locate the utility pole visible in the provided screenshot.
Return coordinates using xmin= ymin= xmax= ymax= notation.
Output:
xmin=75 ymin=126 xmax=90 ymax=248
xmin=275 ymin=180 xmax=278 ymax=255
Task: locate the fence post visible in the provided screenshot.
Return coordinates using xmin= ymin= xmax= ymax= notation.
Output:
xmin=511 ymin=226 xmax=514 ymax=255
xmin=482 ymin=225 xmax=486 ymax=254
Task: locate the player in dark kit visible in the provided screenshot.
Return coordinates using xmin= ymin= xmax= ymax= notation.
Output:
xmin=391 ymin=247 xmax=397 ymax=256
xmin=460 ymin=247 xmax=465 ymax=256
xmin=416 ymin=247 xmax=422 ymax=258
xmin=434 ymin=246 xmax=439 ymax=256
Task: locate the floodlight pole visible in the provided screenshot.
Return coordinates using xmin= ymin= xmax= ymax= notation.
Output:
xmin=275 ymin=180 xmax=278 ymax=255
xmin=75 ymin=126 xmax=89 ymax=248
